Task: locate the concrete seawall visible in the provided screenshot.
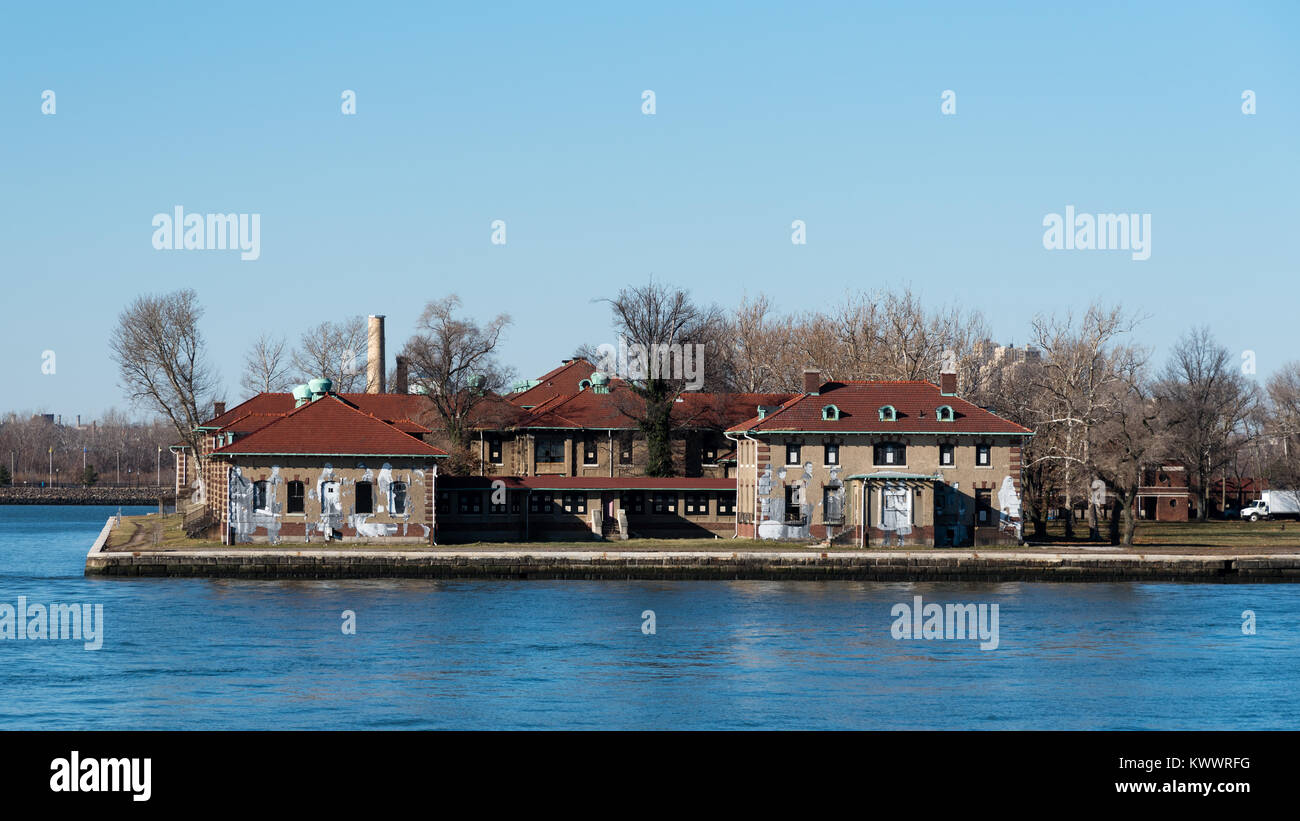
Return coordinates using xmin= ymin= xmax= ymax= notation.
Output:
xmin=2 ymin=487 xmax=175 ymax=505
xmin=85 ymin=530 xmax=1300 ymax=583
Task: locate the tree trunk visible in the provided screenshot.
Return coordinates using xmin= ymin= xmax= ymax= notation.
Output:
xmin=1120 ymin=492 xmax=1138 ymax=546
xmin=1108 ymin=497 xmax=1121 ymax=545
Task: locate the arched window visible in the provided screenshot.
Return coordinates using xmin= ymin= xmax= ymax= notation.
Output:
xmin=878 ymin=405 xmax=897 ymax=422
xmin=936 ymin=405 xmax=954 ymax=422
xmin=822 ymin=404 xmax=840 ymax=421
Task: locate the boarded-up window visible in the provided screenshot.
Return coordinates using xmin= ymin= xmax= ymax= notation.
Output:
xmin=391 ymin=481 xmax=408 ymax=515
xmin=356 ymin=481 xmax=374 ymax=514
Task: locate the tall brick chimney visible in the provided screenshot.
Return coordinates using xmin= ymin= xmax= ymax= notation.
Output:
xmin=366 ymin=314 xmax=386 ymax=394
xmin=213 ymin=401 xmax=226 ymax=417
xmin=803 ymin=368 xmax=821 ymax=395
xmin=939 ymin=371 xmax=957 ymax=396
xmin=394 ymin=355 xmax=409 ymax=394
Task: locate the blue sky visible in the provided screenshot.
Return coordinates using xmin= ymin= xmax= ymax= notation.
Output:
xmin=2 ymin=1 xmax=1296 ymax=419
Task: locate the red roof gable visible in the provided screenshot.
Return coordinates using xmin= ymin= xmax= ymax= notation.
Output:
xmin=521 ymin=384 xmax=797 ymax=431
xmin=212 ymin=395 xmax=449 ymax=457
xmin=507 ymin=358 xmax=601 ymax=407
xmin=201 ymin=394 xmax=295 ymax=429
xmin=727 ymin=381 xmax=1032 ymax=435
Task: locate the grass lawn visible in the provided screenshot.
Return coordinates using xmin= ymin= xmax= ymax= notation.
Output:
xmin=104 ymin=513 xmax=213 ymax=550
xmin=1026 ymin=517 xmax=1300 ymax=549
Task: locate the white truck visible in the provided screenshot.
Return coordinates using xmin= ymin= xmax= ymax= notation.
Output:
xmin=1240 ymin=491 xmax=1300 ymax=521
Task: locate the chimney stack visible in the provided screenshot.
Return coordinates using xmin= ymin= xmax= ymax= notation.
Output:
xmin=366 ymin=314 xmax=386 ymax=394
xmin=803 ymin=368 xmax=821 ymax=395
xmin=394 ymin=355 xmax=409 ymax=394
xmin=939 ymin=371 xmax=957 ymax=396
xmin=213 ymin=401 xmax=226 ymax=417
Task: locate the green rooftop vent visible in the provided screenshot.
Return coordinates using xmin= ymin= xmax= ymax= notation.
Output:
xmin=308 ymin=377 xmax=332 ymax=400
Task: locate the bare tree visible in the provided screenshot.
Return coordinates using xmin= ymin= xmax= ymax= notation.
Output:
xmin=719 ymin=294 xmax=797 ymax=392
xmin=240 ymin=334 xmax=293 ymax=395
xmin=1092 ymin=370 xmax=1171 ymax=546
xmin=600 ymin=280 xmax=725 ymax=475
xmin=401 ymin=295 xmax=513 ymax=450
xmin=1261 ymin=361 xmax=1300 ymax=485
xmin=291 ymin=316 xmax=367 ymax=393
xmin=109 ymin=289 xmax=220 ymax=454
xmin=1156 ymin=327 xmax=1258 ymax=520
xmin=1029 ymin=303 xmax=1146 ymax=539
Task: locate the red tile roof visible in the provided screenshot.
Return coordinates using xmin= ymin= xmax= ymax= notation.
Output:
xmin=521 ymin=384 xmax=795 ymax=431
xmin=201 ymin=394 xmax=295 ymax=429
xmin=506 ymin=359 xmax=602 ymax=407
xmin=216 ymin=412 xmax=287 ymax=435
xmin=727 ymin=380 xmax=1032 ymax=435
xmin=211 ymin=395 xmax=449 ymax=457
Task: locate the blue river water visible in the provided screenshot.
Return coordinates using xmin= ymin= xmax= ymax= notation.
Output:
xmin=0 ymin=505 xmax=1297 ymax=730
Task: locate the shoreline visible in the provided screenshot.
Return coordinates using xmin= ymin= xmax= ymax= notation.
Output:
xmin=84 ymin=520 xmax=1300 ymax=582
xmin=1 ymin=488 xmax=175 ymax=506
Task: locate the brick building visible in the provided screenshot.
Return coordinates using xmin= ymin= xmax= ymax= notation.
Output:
xmin=173 ymin=319 xmax=1035 ymax=546
xmin=728 ymin=370 xmax=1032 ymax=547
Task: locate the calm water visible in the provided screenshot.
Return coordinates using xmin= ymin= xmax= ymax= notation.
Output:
xmin=0 ymin=505 xmax=1296 ymax=730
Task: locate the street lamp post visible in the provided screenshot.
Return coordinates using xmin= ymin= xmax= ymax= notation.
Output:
xmin=156 ymin=445 xmax=161 ymax=487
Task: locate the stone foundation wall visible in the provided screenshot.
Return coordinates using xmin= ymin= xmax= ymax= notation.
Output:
xmin=85 ymin=548 xmax=1300 ymax=583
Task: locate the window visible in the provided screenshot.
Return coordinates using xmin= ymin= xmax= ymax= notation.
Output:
xmin=488 ymin=437 xmax=503 ymax=465
xmin=436 ymin=490 xmax=450 ymax=515
xmin=535 ymin=437 xmax=565 ymax=464
xmin=286 ymin=481 xmax=304 ymax=514
xmin=822 ymin=404 xmax=840 ymax=421
xmin=878 ymin=405 xmax=897 ymax=422
xmin=355 ymin=481 xmax=374 ymax=514
xmin=873 ymin=442 xmax=906 ymax=466
xmin=652 ymin=492 xmax=677 ymax=514
xmin=881 ymin=486 xmax=912 ymax=530
xmin=489 ymin=490 xmax=508 ymax=514
xmin=562 ymin=493 xmax=586 ymax=514
xmin=253 ymin=480 xmax=270 ymax=513
xmin=976 ymin=443 xmax=991 ymax=466
xmin=702 ymin=441 xmax=718 ymax=464
xmin=621 ymin=491 xmax=645 ymax=514
xmin=684 ymin=493 xmax=708 ymax=516
xmin=459 ymin=491 xmax=483 ymax=515
xmin=784 ymin=485 xmax=803 ymax=522
xmin=824 ymin=443 xmax=839 ymax=465
xmin=583 ymin=436 xmax=599 ymax=466
xmin=976 ymin=488 xmax=993 ymax=524
xmin=936 ymin=405 xmax=955 ymax=422
xmin=529 ymin=493 xmax=554 ymax=514
xmin=786 ymin=444 xmax=801 ymax=466
xmin=940 ymin=444 xmax=954 ymax=467
xmin=619 ymin=433 xmax=634 ymax=465
xmin=390 ymin=481 xmax=407 ymax=515
xmin=717 ymin=492 xmax=736 ymax=516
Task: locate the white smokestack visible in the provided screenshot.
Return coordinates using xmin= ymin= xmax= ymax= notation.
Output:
xmin=367 ymin=314 xmax=385 ymax=394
